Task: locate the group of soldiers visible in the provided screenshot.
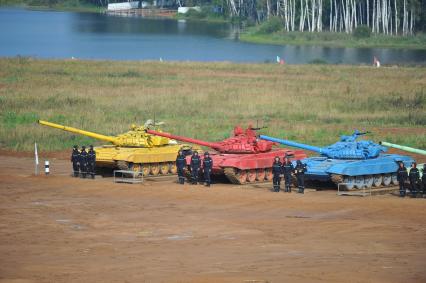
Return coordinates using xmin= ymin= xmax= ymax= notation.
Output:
xmin=71 ymin=145 xmax=96 ymax=179
xmin=396 ymin=162 xmax=426 ymax=198
xmin=176 ymin=150 xmax=213 ymax=186
xmin=272 ymin=155 xmax=307 ymax=193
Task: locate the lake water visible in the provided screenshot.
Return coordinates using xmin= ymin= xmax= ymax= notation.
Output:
xmin=1 ymin=8 xmax=425 ymax=64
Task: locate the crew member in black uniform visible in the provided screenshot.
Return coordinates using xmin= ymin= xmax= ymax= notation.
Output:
xmin=203 ymin=152 xmax=213 ymax=187
xmin=294 ymin=160 xmax=307 ymax=194
xmin=71 ymin=145 xmax=80 ymax=177
xmin=409 ymin=162 xmax=420 ymax=198
xmin=176 ymin=150 xmax=187 ymax=184
xmin=272 ymin=156 xmax=282 ymax=192
xmin=396 ymin=161 xmax=408 ymax=197
xmin=422 ymin=164 xmax=426 ymax=198
xmin=87 ymin=145 xmax=96 ymax=179
xmin=282 ymin=155 xmax=294 ymax=193
xmin=79 ymin=146 xmax=88 ymax=179
xmin=190 ymin=151 xmax=201 ymax=185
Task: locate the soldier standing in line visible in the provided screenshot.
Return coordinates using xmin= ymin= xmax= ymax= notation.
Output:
xmin=190 ymin=151 xmax=201 ymax=185
xmin=396 ymin=161 xmax=408 ymax=197
xmin=71 ymin=145 xmax=80 ymax=177
xmin=87 ymin=145 xmax=96 ymax=179
xmin=79 ymin=146 xmax=88 ymax=179
xmin=294 ymin=160 xmax=307 ymax=194
xmin=409 ymin=162 xmax=420 ymax=198
xmin=272 ymin=156 xmax=282 ymax=192
xmin=203 ymin=152 xmax=213 ymax=187
xmin=176 ymin=150 xmax=187 ymax=185
xmin=282 ymin=155 xmax=294 ymax=193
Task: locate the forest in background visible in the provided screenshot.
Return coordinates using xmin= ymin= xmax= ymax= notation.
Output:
xmin=2 ymin=0 xmax=424 ymax=35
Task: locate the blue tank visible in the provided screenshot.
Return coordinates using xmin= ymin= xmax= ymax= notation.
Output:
xmin=259 ymin=131 xmax=415 ymax=189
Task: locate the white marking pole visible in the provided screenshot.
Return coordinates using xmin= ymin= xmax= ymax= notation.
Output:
xmin=45 ymin=160 xmax=50 ymax=175
xmin=34 ymin=142 xmax=39 ymax=175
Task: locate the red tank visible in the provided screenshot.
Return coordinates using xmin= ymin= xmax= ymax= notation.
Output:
xmin=146 ymin=126 xmax=307 ymax=184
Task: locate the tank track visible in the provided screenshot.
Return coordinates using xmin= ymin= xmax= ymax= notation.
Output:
xmin=224 ymin=167 xmax=242 ymax=185
xmin=331 ymin=173 xmax=398 ymax=190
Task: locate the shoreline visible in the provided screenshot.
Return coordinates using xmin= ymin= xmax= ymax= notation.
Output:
xmin=240 ymin=30 xmax=426 ymax=50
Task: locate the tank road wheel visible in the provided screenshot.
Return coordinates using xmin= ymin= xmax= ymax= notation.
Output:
xmin=130 ymin=163 xmax=142 ymax=173
xmin=256 ymin=169 xmax=266 ymax=181
xmin=382 ymin=174 xmax=392 ymax=186
xmin=236 ymin=170 xmax=247 ymax=184
xmin=364 ymin=175 xmax=373 ymax=188
xmin=169 ymin=162 xmax=177 ymax=174
xmin=159 ymin=163 xmax=169 ymax=175
xmin=264 ymin=168 xmax=273 ymax=181
xmin=372 ymin=174 xmax=382 ymax=187
xmin=354 ymin=175 xmax=365 ymax=189
xmin=342 ymin=176 xmax=355 ymax=190
xmin=247 ymin=169 xmax=257 ymax=183
xmin=391 ymin=173 xmax=399 ymax=185
xmin=141 ymin=165 xmax=150 ymax=176
xmin=150 ymin=163 xmax=160 ymax=175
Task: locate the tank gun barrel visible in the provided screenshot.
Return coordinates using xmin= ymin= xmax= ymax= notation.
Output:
xmin=38 ymin=120 xmax=117 ymax=144
xmin=259 ymin=135 xmax=323 ymax=153
xmin=379 ymin=141 xmax=426 ymax=156
xmin=146 ymin=129 xmax=220 ymax=150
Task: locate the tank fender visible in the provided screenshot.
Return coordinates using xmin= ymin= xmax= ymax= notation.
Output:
xmin=326 ymin=156 xmax=414 ymax=176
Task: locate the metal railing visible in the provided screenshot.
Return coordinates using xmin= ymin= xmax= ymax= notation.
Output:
xmin=113 ymin=170 xmax=143 ymax=184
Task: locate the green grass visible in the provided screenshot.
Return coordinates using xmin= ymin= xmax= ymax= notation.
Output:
xmin=240 ymin=29 xmax=426 ymax=50
xmin=0 ymin=58 xmax=425 ymax=152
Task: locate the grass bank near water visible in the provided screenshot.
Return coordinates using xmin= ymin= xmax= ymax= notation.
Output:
xmin=240 ymin=29 xmax=426 ymax=50
xmin=0 ymin=58 xmax=425 ymax=152
xmin=0 ymin=0 xmax=102 ymax=13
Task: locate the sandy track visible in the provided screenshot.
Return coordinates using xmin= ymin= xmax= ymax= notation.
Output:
xmin=0 ymin=155 xmax=425 ymax=283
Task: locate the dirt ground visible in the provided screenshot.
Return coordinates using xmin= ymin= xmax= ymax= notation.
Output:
xmin=1 ymin=153 xmax=426 ymax=283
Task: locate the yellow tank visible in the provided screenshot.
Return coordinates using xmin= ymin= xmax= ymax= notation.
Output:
xmin=38 ymin=120 xmax=196 ymax=176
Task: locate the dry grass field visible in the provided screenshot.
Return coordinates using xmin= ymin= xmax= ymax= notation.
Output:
xmin=0 ymin=57 xmax=425 ymax=152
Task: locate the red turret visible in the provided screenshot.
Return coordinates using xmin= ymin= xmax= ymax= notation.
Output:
xmin=146 ymin=125 xmax=274 ymax=154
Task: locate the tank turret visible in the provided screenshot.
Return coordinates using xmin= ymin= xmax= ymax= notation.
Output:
xmin=147 ymin=125 xmax=274 ymax=154
xmin=379 ymin=141 xmax=426 ymax=155
xmin=260 ymin=130 xmax=386 ymax=159
xmin=38 ymin=120 xmax=171 ymax=148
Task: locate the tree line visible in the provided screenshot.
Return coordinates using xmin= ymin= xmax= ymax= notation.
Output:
xmin=70 ymin=0 xmax=426 ymax=34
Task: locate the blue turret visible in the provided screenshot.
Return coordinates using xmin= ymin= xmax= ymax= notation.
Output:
xmin=260 ymin=130 xmax=387 ymax=160
xmin=259 ymin=130 xmax=414 ymax=190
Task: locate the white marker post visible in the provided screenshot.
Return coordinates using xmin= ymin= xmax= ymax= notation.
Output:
xmin=34 ymin=142 xmax=39 ymax=175
xmin=45 ymin=160 xmax=50 ymax=175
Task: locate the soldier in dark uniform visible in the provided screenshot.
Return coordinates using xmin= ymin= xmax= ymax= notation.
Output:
xmin=203 ymin=152 xmax=213 ymax=187
xmin=396 ymin=161 xmax=408 ymax=197
xmin=71 ymin=145 xmax=80 ymax=177
xmin=282 ymin=155 xmax=294 ymax=193
xmin=87 ymin=145 xmax=96 ymax=179
xmin=294 ymin=160 xmax=307 ymax=194
xmin=190 ymin=151 xmax=201 ymax=185
xmin=272 ymin=156 xmax=282 ymax=192
xmin=422 ymin=164 xmax=426 ymax=198
xmin=79 ymin=146 xmax=88 ymax=179
xmin=176 ymin=150 xmax=187 ymax=184
xmin=409 ymin=162 xmax=420 ymax=198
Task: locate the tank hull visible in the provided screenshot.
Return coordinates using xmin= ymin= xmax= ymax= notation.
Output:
xmin=185 ymin=149 xmax=307 ymax=184
xmin=94 ymin=144 xmax=194 ymax=176
xmin=297 ymin=154 xmax=415 ymax=189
